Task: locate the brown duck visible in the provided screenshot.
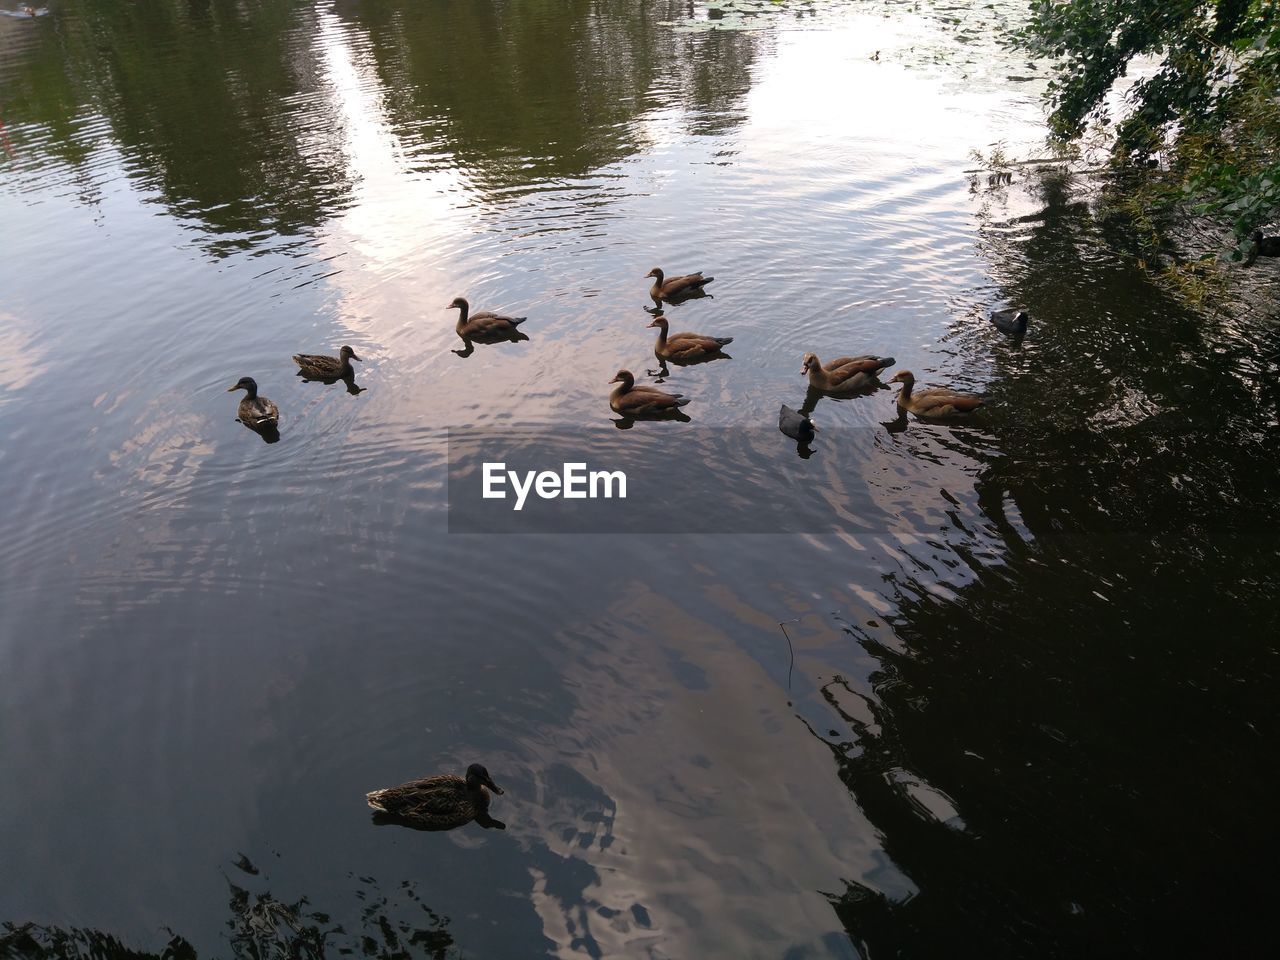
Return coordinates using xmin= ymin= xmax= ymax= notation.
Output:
xmin=648 ymin=313 xmax=733 ymax=362
xmin=888 ymin=370 xmax=984 ymax=417
xmin=293 ymin=345 xmax=360 ymax=380
xmin=801 ymin=352 xmax=895 ymax=394
xmin=646 ymin=267 xmax=714 ymax=302
xmin=227 ymin=377 xmax=279 ymax=428
xmin=447 ymin=297 xmax=527 ymax=341
xmin=609 ymin=369 xmax=692 ymax=417
xmin=366 ymin=763 xmax=504 ymax=830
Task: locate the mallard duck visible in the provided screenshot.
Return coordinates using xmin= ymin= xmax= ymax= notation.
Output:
xmin=366 ymin=763 xmax=504 ymax=830
xmin=447 ymin=297 xmax=527 ymax=342
xmin=1251 ymin=230 xmax=1280 ymax=258
xmin=779 ymin=404 xmax=817 ymax=441
xmin=989 ymin=308 xmax=1029 ymax=335
xmin=293 ymin=345 xmax=360 ymax=380
xmin=646 ymin=267 xmax=714 ymax=302
xmin=227 ymin=377 xmax=279 ymax=428
xmin=887 ymin=370 xmax=983 ymax=418
xmin=801 ymin=352 xmax=894 ymax=394
xmin=648 ymin=313 xmax=732 ymax=362
xmin=609 ymin=369 xmax=691 ymax=417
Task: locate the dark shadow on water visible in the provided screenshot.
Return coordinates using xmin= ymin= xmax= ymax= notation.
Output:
xmin=371 ymin=810 xmax=507 ymax=832
xmin=296 ymin=371 xmax=366 ymax=396
xmin=0 ymin=856 xmax=457 ymax=959
xmin=236 ymin=419 xmax=280 ymax=444
xmin=452 ymin=330 xmax=530 ymax=358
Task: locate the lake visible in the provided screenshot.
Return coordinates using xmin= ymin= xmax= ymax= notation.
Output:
xmin=1 ymin=1 xmax=1277 ymax=957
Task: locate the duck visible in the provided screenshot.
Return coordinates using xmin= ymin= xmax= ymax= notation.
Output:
xmin=609 ymin=369 xmax=691 ymax=417
xmin=648 ymin=313 xmax=733 ymax=362
xmin=887 ymin=370 xmax=984 ymax=418
xmin=779 ymin=404 xmax=817 ymax=442
xmin=227 ymin=377 xmax=279 ymax=428
xmin=447 ymin=297 xmax=527 ymax=341
xmin=989 ymin=308 xmax=1029 ymax=335
xmin=801 ymin=352 xmax=894 ymax=394
xmin=1251 ymin=230 xmax=1280 ymax=258
xmin=293 ymin=344 xmax=360 ymax=380
xmin=366 ymin=763 xmax=504 ymax=831
xmin=646 ymin=267 xmax=714 ymax=302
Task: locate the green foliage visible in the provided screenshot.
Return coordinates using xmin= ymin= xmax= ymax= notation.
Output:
xmin=1016 ymin=0 xmax=1280 ymax=249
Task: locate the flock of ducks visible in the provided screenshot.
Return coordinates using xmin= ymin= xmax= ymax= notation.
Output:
xmin=228 ymin=265 xmax=1020 ymax=448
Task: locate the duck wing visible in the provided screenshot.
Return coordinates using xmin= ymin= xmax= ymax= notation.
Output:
xmin=293 ymin=353 xmax=342 ymax=376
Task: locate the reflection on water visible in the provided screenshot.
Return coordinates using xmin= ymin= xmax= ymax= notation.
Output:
xmin=2 ymin=0 xmax=1277 ymax=958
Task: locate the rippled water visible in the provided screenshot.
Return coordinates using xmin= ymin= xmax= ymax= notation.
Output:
xmin=2 ymin=1 xmax=1277 ymax=957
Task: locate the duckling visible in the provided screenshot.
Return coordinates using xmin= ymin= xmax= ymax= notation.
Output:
xmin=609 ymin=369 xmax=691 ymax=417
xmin=887 ymin=370 xmax=983 ymax=418
xmin=447 ymin=297 xmax=527 ymax=342
xmin=648 ymin=313 xmax=733 ymax=363
xmin=801 ymin=352 xmax=894 ymax=394
xmin=989 ymin=308 xmax=1029 ymax=335
xmin=227 ymin=377 xmax=279 ymax=428
xmin=293 ymin=344 xmax=360 ymax=380
xmin=779 ymin=404 xmax=817 ymax=441
xmin=646 ymin=267 xmax=714 ymax=302
xmin=366 ymin=763 xmax=504 ymax=831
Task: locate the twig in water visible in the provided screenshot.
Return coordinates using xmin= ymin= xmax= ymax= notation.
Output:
xmin=778 ymin=618 xmax=799 ymax=691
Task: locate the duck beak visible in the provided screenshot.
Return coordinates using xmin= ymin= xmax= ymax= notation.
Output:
xmin=351 ymin=352 xmax=362 ymax=362
xmin=227 ymin=384 xmax=238 ymax=392
xmin=609 ymin=376 xmax=622 ymax=384
xmin=647 ymin=319 xmax=659 ymax=328
xmin=485 ymin=777 xmax=504 ymax=795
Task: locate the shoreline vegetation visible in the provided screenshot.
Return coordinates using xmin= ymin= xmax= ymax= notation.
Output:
xmin=1004 ymin=0 xmax=1280 ymax=305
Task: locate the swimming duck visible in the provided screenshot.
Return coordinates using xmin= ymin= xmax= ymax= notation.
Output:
xmin=801 ymin=352 xmax=894 ymax=394
xmin=293 ymin=345 xmax=360 ymax=380
xmin=779 ymin=404 xmax=817 ymax=441
xmin=887 ymin=370 xmax=983 ymax=418
xmin=646 ymin=267 xmax=714 ymax=302
xmin=447 ymin=297 xmax=527 ymax=342
xmin=648 ymin=314 xmax=733 ymax=362
xmin=227 ymin=377 xmax=279 ymax=428
xmin=609 ymin=369 xmax=691 ymax=417
xmin=989 ymin=308 xmax=1029 ymax=335
xmin=366 ymin=763 xmax=504 ymax=831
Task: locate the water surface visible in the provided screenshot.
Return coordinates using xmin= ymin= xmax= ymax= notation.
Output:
xmin=1 ymin=1 xmax=1277 ymax=957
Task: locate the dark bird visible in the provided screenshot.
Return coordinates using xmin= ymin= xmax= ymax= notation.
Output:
xmin=293 ymin=344 xmax=361 ymax=380
xmin=646 ymin=267 xmax=714 ymax=302
xmin=366 ymin=763 xmax=504 ymax=831
xmin=801 ymin=352 xmax=894 ymax=394
xmin=989 ymin=308 xmax=1029 ymax=335
xmin=779 ymin=404 xmax=817 ymax=442
xmin=609 ymin=369 xmax=692 ymax=417
xmin=227 ymin=377 xmax=279 ymax=429
xmin=447 ymin=297 xmax=527 ymax=342
xmin=648 ymin=313 xmax=733 ymax=363
xmin=888 ymin=370 xmax=984 ymax=418
xmin=1250 ymin=230 xmax=1280 ymax=262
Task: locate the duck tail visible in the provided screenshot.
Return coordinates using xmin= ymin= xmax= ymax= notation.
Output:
xmin=365 ymin=790 xmax=389 ymax=811
xmin=510 ymin=317 xmax=528 ymax=326
xmin=696 ymin=275 xmax=715 ymax=287
xmin=878 ymin=356 xmax=896 ymax=370
xmin=674 ymin=396 xmax=692 ymax=408
xmin=715 ymin=337 xmax=733 ymax=346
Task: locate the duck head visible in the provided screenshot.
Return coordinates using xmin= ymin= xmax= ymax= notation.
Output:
xmin=887 ymin=370 xmax=916 ymax=387
xmin=466 ymin=763 xmax=504 ymax=795
xmin=445 ymin=296 xmax=469 ymax=311
xmin=646 ymin=314 xmax=669 ymax=329
xmin=228 ymin=376 xmax=258 ymax=395
xmin=645 ymin=268 xmax=664 ymax=280
xmin=800 ymin=352 xmax=819 ymax=376
xmin=608 ymin=369 xmax=635 ymax=388
xmin=339 ymin=345 xmax=361 ymax=362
